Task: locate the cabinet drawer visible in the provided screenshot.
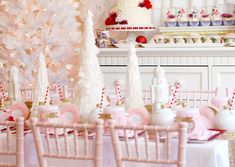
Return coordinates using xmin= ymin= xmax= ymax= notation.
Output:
xmin=101 ymin=66 xmax=208 ymax=90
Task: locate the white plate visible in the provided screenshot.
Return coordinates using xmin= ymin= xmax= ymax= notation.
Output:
xmin=141 ymin=43 xmax=225 ymax=48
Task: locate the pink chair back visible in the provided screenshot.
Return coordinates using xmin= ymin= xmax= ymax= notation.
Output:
xmin=30 ymin=119 xmax=103 ymax=167
xmin=0 ymin=117 xmax=24 ymax=167
xmin=109 ymin=122 xmax=188 ymax=167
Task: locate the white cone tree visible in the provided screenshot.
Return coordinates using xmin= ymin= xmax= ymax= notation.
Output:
xmin=125 ymin=43 xmax=145 ymax=111
xmin=34 ymin=52 xmax=50 ymax=105
xmin=75 ymin=11 xmax=104 ymax=122
xmin=10 ymin=66 xmax=22 ymax=102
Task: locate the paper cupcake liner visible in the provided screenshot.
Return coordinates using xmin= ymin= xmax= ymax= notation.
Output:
xmin=164 ymin=21 xmax=177 ymax=27
xmin=200 ymin=21 xmax=211 ymax=26
xmin=223 ymin=20 xmax=234 ymax=26
xmin=211 ymin=20 xmax=222 ymax=26
xmin=189 ymin=21 xmax=199 ymax=27
xmin=178 ymin=21 xmax=188 ymax=27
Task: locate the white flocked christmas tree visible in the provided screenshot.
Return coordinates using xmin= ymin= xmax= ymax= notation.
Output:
xmin=125 ymin=43 xmax=145 ymax=111
xmin=74 ymin=11 xmax=104 ymax=122
xmin=0 ymin=0 xmax=81 ymax=86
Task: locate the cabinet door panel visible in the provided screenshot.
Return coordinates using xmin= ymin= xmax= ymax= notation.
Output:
xmin=101 ymin=66 xmax=208 ymax=90
xmin=212 ymin=66 xmax=235 ymax=89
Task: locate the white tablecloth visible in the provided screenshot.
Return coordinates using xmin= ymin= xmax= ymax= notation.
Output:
xmin=21 ymin=134 xmax=230 ymax=167
xmin=0 ymin=133 xmax=230 ymax=167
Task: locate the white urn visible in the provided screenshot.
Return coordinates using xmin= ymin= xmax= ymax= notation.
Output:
xmin=214 ymin=108 xmax=235 ymax=132
xmin=152 ymin=108 xmax=176 ymax=127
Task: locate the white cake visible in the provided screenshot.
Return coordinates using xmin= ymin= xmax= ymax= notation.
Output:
xmin=105 ymin=0 xmax=154 ymax=30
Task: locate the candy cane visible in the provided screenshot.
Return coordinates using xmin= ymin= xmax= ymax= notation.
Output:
xmin=229 ymin=88 xmax=235 ymax=110
xmin=99 ymin=88 xmax=106 ymax=112
xmin=114 ymin=80 xmax=122 ymax=104
xmin=44 ymin=86 xmax=50 ymax=104
xmin=57 ymin=84 xmax=64 ymax=101
xmin=0 ymin=82 xmax=6 ymax=101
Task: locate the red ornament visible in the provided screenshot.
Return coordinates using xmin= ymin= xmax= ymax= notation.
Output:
xmin=136 ymin=35 xmax=147 ymax=44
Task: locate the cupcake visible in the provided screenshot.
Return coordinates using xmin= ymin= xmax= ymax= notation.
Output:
xmin=201 ymin=36 xmax=213 ymax=43
xmin=210 ymin=35 xmax=222 ymax=43
xmin=174 ymin=36 xmax=185 ymax=44
xmin=188 ymin=10 xmax=200 ymax=26
xmin=211 ymin=8 xmax=222 ymax=26
xmin=188 ymin=33 xmax=202 ymax=43
xmin=221 ymin=13 xmax=234 ymax=26
xmin=151 ymin=35 xmax=165 ymax=44
xmin=164 ymin=10 xmax=177 ymax=27
xmin=199 ymin=10 xmax=211 ymax=26
xmin=224 ymin=33 xmax=235 ymax=43
xmin=177 ymin=8 xmax=188 ymax=27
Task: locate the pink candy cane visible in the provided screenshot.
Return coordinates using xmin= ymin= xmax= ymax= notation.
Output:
xmin=0 ymin=82 xmax=6 ymax=101
xmin=57 ymin=84 xmax=64 ymax=101
xmin=44 ymin=86 xmax=50 ymax=104
xmin=114 ymin=80 xmax=123 ymax=104
xmin=99 ymin=88 xmax=106 ymax=112
xmin=229 ymin=88 xmax=235 ymax=110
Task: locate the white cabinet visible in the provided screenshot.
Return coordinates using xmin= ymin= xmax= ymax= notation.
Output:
xmin=101 ymin=66 xmax=208 ymax=90
xmin=212 ymin=66 xmax=235 ymax=89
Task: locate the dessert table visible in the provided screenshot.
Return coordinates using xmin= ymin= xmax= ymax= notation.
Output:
xmin=0 ymin=133 xmax=228 ymax=167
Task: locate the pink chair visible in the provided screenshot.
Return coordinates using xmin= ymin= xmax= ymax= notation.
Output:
xmin=0 ymin=117 xmax=24 ymax=167
xmin=109 ymin=122 xmax=188 ymax=167
xmin=30 ymin=119 xmax=103 ymax=167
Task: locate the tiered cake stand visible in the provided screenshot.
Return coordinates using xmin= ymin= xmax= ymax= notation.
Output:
xmin=106 ymin=25 xmax=156 ymax=42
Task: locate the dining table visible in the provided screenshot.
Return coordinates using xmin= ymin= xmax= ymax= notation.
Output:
xmin=0 ymin=132 xmax=229 ymax=167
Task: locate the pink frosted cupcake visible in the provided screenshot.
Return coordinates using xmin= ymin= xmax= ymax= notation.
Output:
xmin=177 ymin=8 xmax=188 ymax=27
xmin=221 ymin=13 xmax=234 ymax=26
xmin=164 ymin=10 xmax=177 ymax=27
xmin=199 ymin=9 xmax=211 ymax=26
xmin=211 ymin=8 xmax=222 ymax=26
xmin=188 ymin=10 xmax=200 ymax=27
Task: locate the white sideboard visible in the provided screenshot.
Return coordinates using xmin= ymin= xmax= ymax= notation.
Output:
xmin=98 ymin=47 xmax=235 ymax=90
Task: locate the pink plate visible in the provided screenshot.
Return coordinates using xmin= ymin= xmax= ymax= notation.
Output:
xmin=128 ymin=108 xmax=150 ymax=126
xmin=9 ymin=102 xmax=30 ymax=120
xmin=59 ymin=104 xmax=80 ymax=123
